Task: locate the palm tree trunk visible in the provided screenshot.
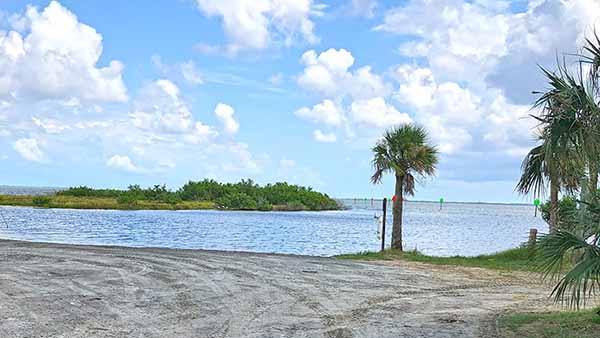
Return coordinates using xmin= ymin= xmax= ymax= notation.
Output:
xmin=391 ymin=174 xmax=404 ymax=251
xmin=549 ymin=177 xmax=559 ymax=233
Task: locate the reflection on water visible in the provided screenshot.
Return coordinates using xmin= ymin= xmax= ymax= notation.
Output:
xmin=0 ymin=200 xmax=547 ymax=257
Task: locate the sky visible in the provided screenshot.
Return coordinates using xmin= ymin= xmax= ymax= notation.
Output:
xmin=0 ymin=0 xmax=599 ymax=203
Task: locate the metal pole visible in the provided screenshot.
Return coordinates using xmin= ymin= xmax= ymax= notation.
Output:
xmin=381 ymin=198 xmax=387 ymax=252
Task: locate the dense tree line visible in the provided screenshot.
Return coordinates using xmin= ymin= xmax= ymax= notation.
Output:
xmin=58 ymin=179 xmax=340 ymax=211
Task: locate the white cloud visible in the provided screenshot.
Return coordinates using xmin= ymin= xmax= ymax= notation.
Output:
xmin=130 ymin=80 xmax=213 ymax=136
xmin=397 ymin=40 xmax=430 ymax=57
xmin=31 ymin=116 xmax=70 ymax=134
xmin=298 ymin=48 xmax=390 ymax=100
xmin=313 ymin=129 xmax=336 ymax=142
xmin=0 ymin=1 xmax=127 ymax=103
xmin=298 ymin=48 xmax=355 ymax=97
xmin=214 ymin=103 xmax=239 ymax=135
xmin=295 ymin=99 xmax=343 ymax=126
xmin=391 ymin=64 xmax=533 ymax=155
xmin=294 ymin=48 xmax=400 ymax=141
xmin=0 ymin=2 xmax=268 ymax=183
xmin=368 ymin=0 xmax=600 ymax=160
xmin=13 ymin=138 xmax=43 ymax=162
xmin=350 ymin=97 xmax=412 ymax=128
xmin=152 ymin=56 xmax=205 ymax=86
xmin=488 ymin=0 xmax=600 ymax=103
xmin=180 ymin=61 xmax=204 ymax=85
xmin=195 ymin=0 xmax=323 ymax=54
xmin=348 ymin=0 xmax=377 ymax=18
xmin=376 ymin=0 xmax=509 ymax=62
xmin=106 ymin=155 xmax=139 ymax=173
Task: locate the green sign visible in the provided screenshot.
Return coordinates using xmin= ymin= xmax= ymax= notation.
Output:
xmin=534 ymin=198 xmax=541 ymax=206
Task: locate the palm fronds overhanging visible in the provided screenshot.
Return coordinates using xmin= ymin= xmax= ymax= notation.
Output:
xmin=525 ymin=31 xmax=600 ymax=309
xmin=536 ymin=218 xmax=600 ymax=309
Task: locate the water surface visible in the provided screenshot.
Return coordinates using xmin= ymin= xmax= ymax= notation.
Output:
xmin=0 ymin=199 xmax=547 ymax=256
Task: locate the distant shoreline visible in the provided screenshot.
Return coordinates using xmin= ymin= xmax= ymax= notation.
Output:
xmin=0 ymin=195 xmax=335 ymax=212
xmin=337 ymin=198 xmax=533 ymax=207
xmin=0 ymin=185 xmax=534 ymax=207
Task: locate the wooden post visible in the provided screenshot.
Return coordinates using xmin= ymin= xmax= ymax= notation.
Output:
xmin=528 ymin=228 xmax=538 ymax=247
xmin=381 ymin=198 xmax=387 ymax=252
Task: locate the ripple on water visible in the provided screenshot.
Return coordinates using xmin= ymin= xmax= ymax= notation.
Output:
xmin=0 ymin=202 xmax=548 ymax=257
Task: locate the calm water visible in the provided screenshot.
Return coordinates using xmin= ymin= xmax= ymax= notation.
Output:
xmin=0 ymin=198 xmax=548 ymax=257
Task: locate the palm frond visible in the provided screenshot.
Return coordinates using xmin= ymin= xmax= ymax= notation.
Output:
xmin=536 ymin=230 xmax=600 ymax=309
xmin=371 ymin=124 xmax=438 ymax=191
xmin=516 ymin=144 xmax=547 ymax=197
xmin=404 ymin=173 xmax=415 ymax=196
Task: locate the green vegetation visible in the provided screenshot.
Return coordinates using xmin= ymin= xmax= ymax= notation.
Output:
xmin=498 ymin=308 xmax=600 ymax=338
xmin=1 ymin=179 xmax=340 ymax=211
xmin=0 ymin=194 xmax=215 ymax=210
xmin=539 ymin=196 xmax=579 ymax=231
xmin=516 ymin=32 xmax=600 ymax=309
xmin=371 ymin=124 xmax=438 ymax=251
xmin=336 ymin=246 xmax=536 ymax=271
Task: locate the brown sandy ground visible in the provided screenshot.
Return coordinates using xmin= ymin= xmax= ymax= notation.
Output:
xmin=0 ymin=240 xmax=556 ymax=338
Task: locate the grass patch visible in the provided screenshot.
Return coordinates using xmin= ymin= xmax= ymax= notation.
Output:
xmin=336 ymin=246 xmax=536 ymax=271
xmin=498 ymin=308 xmax=600 ymax=338
xmin=0 ymin=195 xmax=216 ymax=211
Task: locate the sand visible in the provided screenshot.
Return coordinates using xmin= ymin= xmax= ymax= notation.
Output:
xmin=0 ymin=239 xmax=553 ymax=338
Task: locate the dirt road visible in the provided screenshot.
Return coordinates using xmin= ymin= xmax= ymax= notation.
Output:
xmin=0 ymin=240 xmax=552 ymax=338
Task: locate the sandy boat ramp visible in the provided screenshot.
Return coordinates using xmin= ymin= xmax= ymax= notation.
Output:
xmin=0 ymin=240 xmax=553 ymax=338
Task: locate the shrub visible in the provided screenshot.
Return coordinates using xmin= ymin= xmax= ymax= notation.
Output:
xmin=32 ymin=196 xmax=51 ymax=207
xmin=117 ymin=192 xmax=139 ymax=206
xmin=256 ymin=197 xmax=273 ymax=211
xmin=540 ymin=196 xmax=578 ymax=231
xmin=160 ymin=193 xmax=182 ymax=205
xmin=59 ymin=179 xmax=340 ymax=211
xmin=285 ymin=200 xmax=306 ymax=211
xmin=216 ymin=193 xmax=257 ymax=210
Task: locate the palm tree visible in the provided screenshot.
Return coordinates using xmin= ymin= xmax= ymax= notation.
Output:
xmin=371 ymin=124 xmax=438 ymax=251
xmin=536 ymin=206 xmax=600 ymax=309
xmin=524 ymin=34 xmax=600 ymax=309
xmin=517 ymin=62 xmax=593 ymax=231
xmin=581 ymin=31 xmax=600 ymax=195
xmin=517 ymin=132 xmax=581 ymax=231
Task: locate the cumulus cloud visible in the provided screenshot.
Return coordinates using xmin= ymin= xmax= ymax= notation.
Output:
xmin=298 ymin=48 xmax=390 ymax=100
xmin=0 ymin=2 xmax=268 ymax=183
xmin=214 ymin=103 xmax=239 ymax=135
xmin=13 ymin=138 xmax=43 ymax=162
xmin=378 ymin=0 xmax=600 ymax=99
xmin=364 ymin=0 xmax=600 ymax=161
xmin=295 ymin=99 xmax=343 ymax=127
xmin=194 ymin=0 xmax=323 ymax=54
xmin=350 ymin=97 xmax=412 ymax=128
xmin=0 ymin=1 xmax=127 ymax=103
xmin=106 ymin=155 xmax=140 ymax=173
xmin=487 ymin=0 xmax=600 ymax=103
xmin=129 ymin=80 xmax=218 ymax=144
xmin=391 ymin=63 xmax=531 ymax=155
xmin=294 ymin=48 xmax=405 ymax=141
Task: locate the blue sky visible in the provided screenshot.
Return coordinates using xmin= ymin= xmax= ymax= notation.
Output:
xmin=0 ymin=0 xmax=598 ymax=203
